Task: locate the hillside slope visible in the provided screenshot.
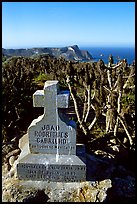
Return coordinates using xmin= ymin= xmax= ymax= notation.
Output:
xmin=2 ymin=45 xmax=93 ymax=61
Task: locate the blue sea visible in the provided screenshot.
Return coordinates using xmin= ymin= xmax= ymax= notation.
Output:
xmin=80 ymin=46 xmax=135 ymax=65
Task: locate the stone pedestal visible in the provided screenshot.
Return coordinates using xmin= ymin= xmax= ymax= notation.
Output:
xmin=17 ymin=153 xmax=86 ymax=182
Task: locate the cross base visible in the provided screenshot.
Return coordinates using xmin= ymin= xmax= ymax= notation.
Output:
xmin=17 ymin=153 xmax=86 ymax=182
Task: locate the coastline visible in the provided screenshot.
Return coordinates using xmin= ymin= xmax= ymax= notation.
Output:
xmin=80 ymin=46 xmax=135 ymax=65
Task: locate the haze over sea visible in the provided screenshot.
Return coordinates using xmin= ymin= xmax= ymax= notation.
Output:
xmin=80 ymin=46 xmax=135 ymax=65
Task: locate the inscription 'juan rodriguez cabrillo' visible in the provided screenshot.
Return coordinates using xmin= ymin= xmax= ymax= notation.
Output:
xmin=34 ymin=124 xmax=69 ymax=144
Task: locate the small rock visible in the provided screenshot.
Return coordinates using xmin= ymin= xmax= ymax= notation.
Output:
xmin=6 ymin=149 xmax=21 ymax=159
xmin=9 ymin=156 xmax=16 ymax=166
xmin=98 ymin=179 xmax=112 ymax=190
xmin=97 ymin=190 xmax=107 ymax=202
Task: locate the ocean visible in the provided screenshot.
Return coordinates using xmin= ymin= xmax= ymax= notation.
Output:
xmin=80 ymin=46 xmax=135 ymax=65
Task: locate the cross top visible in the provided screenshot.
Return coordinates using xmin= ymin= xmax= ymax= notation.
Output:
xmin=33 ymin=80 xmax=70 ymax=115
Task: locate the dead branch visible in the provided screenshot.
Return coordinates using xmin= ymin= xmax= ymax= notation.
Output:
xmin=88 ymin=116 xmax=97 ymax=130
xmin=103 ymin=86 xmax=111 ymax=94
xmin=82 ymin=90 xmax=88 ymax=122
xmin=114 ymin=90 xmax=122 ymax=136
xmin=66 ymin=76 xmax=87 ymax=135
xmin=123 ymin=73 xmax=135 ymax=89
xmin=111 ymin=61 xmax=123 ymax=69
xmin=118 ymin=115 xmax=133 ymax=146
xmin=107 ymin=69 xmax=112 ymax=89
xmin=84 ymin=86 xmax=91 ymax=122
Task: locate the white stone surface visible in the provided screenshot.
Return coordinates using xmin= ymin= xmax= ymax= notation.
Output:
xmin=16 ymin=81 xmax=86 ymax=182
xmin=17 ymin=153 xmax=86 ymax=182
xmin=33 ymin=90 xmax=44 ymax=107
xmin=28 ymin=80 xmax=76 ymax=155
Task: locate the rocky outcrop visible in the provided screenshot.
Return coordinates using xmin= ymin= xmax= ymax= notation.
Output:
xmin=2 ymin=171 xmax=111 ymax=202
xmin=2 ymin=134 xmax=135 ymax=202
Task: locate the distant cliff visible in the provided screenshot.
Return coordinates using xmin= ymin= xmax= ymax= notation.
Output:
xmin=2 ymin=45 xmax=93 ymax=61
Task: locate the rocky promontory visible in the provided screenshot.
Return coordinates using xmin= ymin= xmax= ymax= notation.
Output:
xmin=2 ymin=45 xmax=93 ymax=61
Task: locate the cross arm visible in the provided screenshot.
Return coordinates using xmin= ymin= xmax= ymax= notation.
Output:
xmin=33 ymin=89 xmax=70 ymax=108
xmin=57 ymin=90 xmax=70 ymax=108
xmin=33 ymin=90 xmax=44 ymax=107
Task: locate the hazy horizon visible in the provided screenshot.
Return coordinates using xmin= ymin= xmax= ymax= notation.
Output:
xmin=2 ymin=44 xmax=135 ymax=50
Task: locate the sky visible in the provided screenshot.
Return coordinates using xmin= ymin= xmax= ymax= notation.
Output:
xmin=2 ymin=2 xmax=135 ymax=49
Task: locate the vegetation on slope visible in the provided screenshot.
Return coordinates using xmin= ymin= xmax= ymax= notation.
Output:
xmin=2 ymin=54 xmax=135 ymax=160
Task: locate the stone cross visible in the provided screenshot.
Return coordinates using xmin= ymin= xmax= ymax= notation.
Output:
xmin=28 ymin=80 xmax=76 ymax=155
xmin=16 ymin=80 xmax=86 ymax=182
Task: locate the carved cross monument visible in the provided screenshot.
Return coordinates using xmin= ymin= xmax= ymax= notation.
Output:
xmin=16 ymin=80 xmax=86 ymax=182
xmin=29 ymin=80 xmax=76 ymax=155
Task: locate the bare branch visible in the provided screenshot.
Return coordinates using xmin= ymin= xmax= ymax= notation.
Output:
xmin=107 ymin=69 xmax=112 ymax=89
xmin=103 ymin=86 xmax=111 ymax=94
xmin=123 ymin=73 xmax=135 ymax=79
xmin=123 ymin=73 xmax=135 ymax=89
xmin=66 ymin=76 xmax=87 ymax=135
xmin=114 ymin=90 xmax=122 ymax=136
xmin=111 ymin=62 xmax=123 ymax=69
xmin=90 ymin=103 xmax=95 ymax=110
xmin=88 ymin=116 xmax=97 ymax=130
xmin=84 ymin=86 xmax=91 ymax=122
xmin=91 ymin=90 xmax=95 ymax=100
xmin=128 ymin=85 xmax=135 ymax=89
xmin=82 ymin=90 xmax=88 ymax=122
xmin=118 ymin=115 xmax=133 ymax=146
